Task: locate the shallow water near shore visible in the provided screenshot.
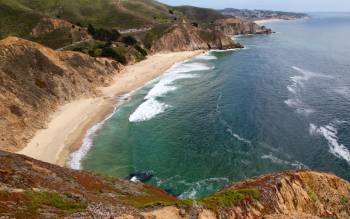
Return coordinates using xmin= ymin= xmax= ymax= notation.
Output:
xmin=75 ymin=13 xmax=350 ymax=198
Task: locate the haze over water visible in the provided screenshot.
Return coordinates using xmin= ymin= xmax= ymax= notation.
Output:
xmin=73 ymin=13 xmax=350 ymax=198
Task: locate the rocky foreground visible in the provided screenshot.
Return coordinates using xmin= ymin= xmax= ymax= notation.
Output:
xmin=0 ymin=150 xmax=349 ymax=218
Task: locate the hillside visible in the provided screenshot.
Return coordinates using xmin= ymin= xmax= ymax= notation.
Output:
xmin=0 ymin=150 xmax=349 ymax=218
xmin=0 ymin=0 xmax=174 ymax=33
xmin=220 ymin=8 xmax=309 ymax=21
xmin=0 ymin=0 xmax=177 ymax=49
xmin=172 ymin=5 xmax=228 ymax=24
xmin=0 ymin=37 xmax=122 ymax=152
xmin=0 ymin=0 xmax=272 ymax=51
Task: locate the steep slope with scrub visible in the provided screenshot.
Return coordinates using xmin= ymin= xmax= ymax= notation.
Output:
xmin=0 ymin=150 xmax=349 ymax=218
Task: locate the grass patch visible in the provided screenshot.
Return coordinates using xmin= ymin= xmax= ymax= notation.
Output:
xmin=340 ymin=196 xmax=349 ymax=205
xmin=24 ymin=191 xmax=87 ymax=212
xmin=175 ymin=198 xmax=194 ymax=210
xmin=0 ymin=190 xmax=87 ymax=218
xmin=306 ymin=187 xmax=318 ymax=203
xmin=199 ymin=188 xmax=260 ymax=211
xmin=123 ymin=188 xmax=260 ymax=212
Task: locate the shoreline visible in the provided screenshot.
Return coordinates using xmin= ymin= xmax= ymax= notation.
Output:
xmin=18 ymin=50 xmax=204 ymax=167
xmin=255 ymin=17 xmax=309 ymax=24
xmin=254 ymin=18 xmax=286 ymax=24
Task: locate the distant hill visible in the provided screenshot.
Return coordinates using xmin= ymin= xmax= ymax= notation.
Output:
xmin=0 ymin=0 xmax=175 ymax=39
xmin=172 ymin=5 xmax=227 ymax=24
xmin=219 ymin=8 xmax=309 ymax=21
xmin=0 ymin=0 xmax=271 ymax=52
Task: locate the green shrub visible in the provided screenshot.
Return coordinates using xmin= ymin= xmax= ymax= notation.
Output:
xmin=135 ymin=45 xmax=147 ymax=56
xmin=87 ymin=24 xmax=120 ymax=41
xmin=122 ymin=35 xmax=138 ymax=46
xmin=24 ymin=191 xmax=87 ymax=213
xmin=101 ymin=47 xmax=127 ymax=64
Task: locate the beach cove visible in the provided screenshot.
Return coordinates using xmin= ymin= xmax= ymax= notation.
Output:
xmin=18 ymin=51 xmax=204 ymax=166
xmin=79 ymin=14 xmax=350 ymax=198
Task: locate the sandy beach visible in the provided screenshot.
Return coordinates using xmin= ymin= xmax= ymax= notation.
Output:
xmin=18 ymin=50 xmax=203 ymax=166
xmin=254 ymin=18 xmax=285 ymax=24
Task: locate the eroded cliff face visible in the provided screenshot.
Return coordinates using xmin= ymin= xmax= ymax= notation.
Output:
xmin=0 ymin=37 xmax=122 ymax=152
xmin=0 ymin=150 xmax=349 ymax=219
xmin=214 ymin=18 xmax=272 ymax=36
xmin=150 ymin=22 xmax=243 ymax=53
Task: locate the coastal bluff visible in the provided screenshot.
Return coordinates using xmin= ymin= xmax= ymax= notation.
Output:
xmin=0 ymin=150 xmax=349 ymax=218
xmin=0 ymin=37 xmax=122 ymax=152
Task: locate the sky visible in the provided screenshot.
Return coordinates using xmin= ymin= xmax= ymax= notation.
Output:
xmin=159 ymin=0 xmax=350 ymax=12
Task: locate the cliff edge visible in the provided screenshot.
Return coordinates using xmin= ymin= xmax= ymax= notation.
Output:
xmin=0 ymin=150 xmax=349 ymax=219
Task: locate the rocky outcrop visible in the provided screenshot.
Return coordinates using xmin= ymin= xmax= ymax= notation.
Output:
xmin=214 ymin=18 xmax=272 ymax=36
xmin=0 ymin=37 xmax=122 ymax=152
xmin=150 ymin=22 xmax=242 ymax=53
xmin=0 ymin=150 xmax=176 ymax=218
xmin=0 ymin=150 xmax=349 ymax=218
xmin=209 ymin=170 xmax=350 ymax=218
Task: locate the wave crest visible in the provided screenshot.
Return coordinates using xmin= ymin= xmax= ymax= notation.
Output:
xmin=285 ymin=66 xmax=331 ymax=115
xmin=129 ymin=61 xmax=213 ymax=123
xmin=309 ymin=121 xmax=350 ymax=163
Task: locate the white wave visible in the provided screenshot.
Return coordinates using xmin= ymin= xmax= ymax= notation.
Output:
xmin=261 ymin=154 xmax=308 ymax=169
xmin=129 ymin=62 xmax=213 ymax=123
xmin=285 ymin=66 xmax=332 ymax=115
xmin=178 ymin=177 xmax=230 ymax=199
xmin=69 ymin=102 xmax=123 ymax=170
xmin=220 ymin=117 xmax=251 ymax=144
xmin=196 ymin=52 xmax=217 ymax=60
xmin=309 ymin=122 xmax=350 ymax=163
xmin=218 ymin=113 xmax=252 ymax=144
xmin=210 ymin=48 xmax=241 ymax=52
xmin=228 ymin=130 xmax=252 ymax=144
xmin=129 ymin=99 xmax=169 ymax=122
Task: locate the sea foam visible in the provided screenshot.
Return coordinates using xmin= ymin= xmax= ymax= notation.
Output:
xmin=178 ymin=177 xmax=230 ymax=199
xmin=129 ymin=61 xmax=213 ymax=123
xmin=309 ymin=121 xmax=350 ymax=163
xmin=261 ymin=154 xmax=308 ymax=169
xmin=196 ymin=52 xmax=218 ymax=60
xmin=68 ymin=100 xmax=124 ymax=170
xmin=129 ymin=99 xmax=169 ymax=122
xmin=285 ymin=66 xmax=331 ymax=115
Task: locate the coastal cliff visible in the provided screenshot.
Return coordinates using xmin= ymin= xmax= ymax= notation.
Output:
xmin=214 ymin=18 xmax=272 ymax=36
xmin=0 ymin=37 xmax=122 ymax=152
xmin=0 ymin=150 xmax=349 ymax=218
xmin=150 ymin=22 xmax=242 ymax=53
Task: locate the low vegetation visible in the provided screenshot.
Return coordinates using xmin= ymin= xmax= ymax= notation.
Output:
xmin=0 ymin=190 xmax=87 ymax=218
xmin=199 ymin=188 xmax=260 ymax=211
xmin=66 ymin=37 xmax=147 ymax=65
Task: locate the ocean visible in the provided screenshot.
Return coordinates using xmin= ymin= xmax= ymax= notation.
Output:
xmin=70 ymin=13 xmax=350 ymax=198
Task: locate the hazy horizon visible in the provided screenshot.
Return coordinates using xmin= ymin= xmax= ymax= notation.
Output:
xmin=159 ymin=0 xmax=350 ymax=13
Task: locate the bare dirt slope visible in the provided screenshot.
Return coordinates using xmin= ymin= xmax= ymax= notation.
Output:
xmin=0 ymin=37 xmax=122 ymax=152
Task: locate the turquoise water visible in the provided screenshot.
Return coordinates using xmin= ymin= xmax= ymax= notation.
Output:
xmin=72 ymin=13 xmax=350 ymax=198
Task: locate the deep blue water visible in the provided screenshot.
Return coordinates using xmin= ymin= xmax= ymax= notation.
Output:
xmin=71 ymin=13 xmax=350 ymax=198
